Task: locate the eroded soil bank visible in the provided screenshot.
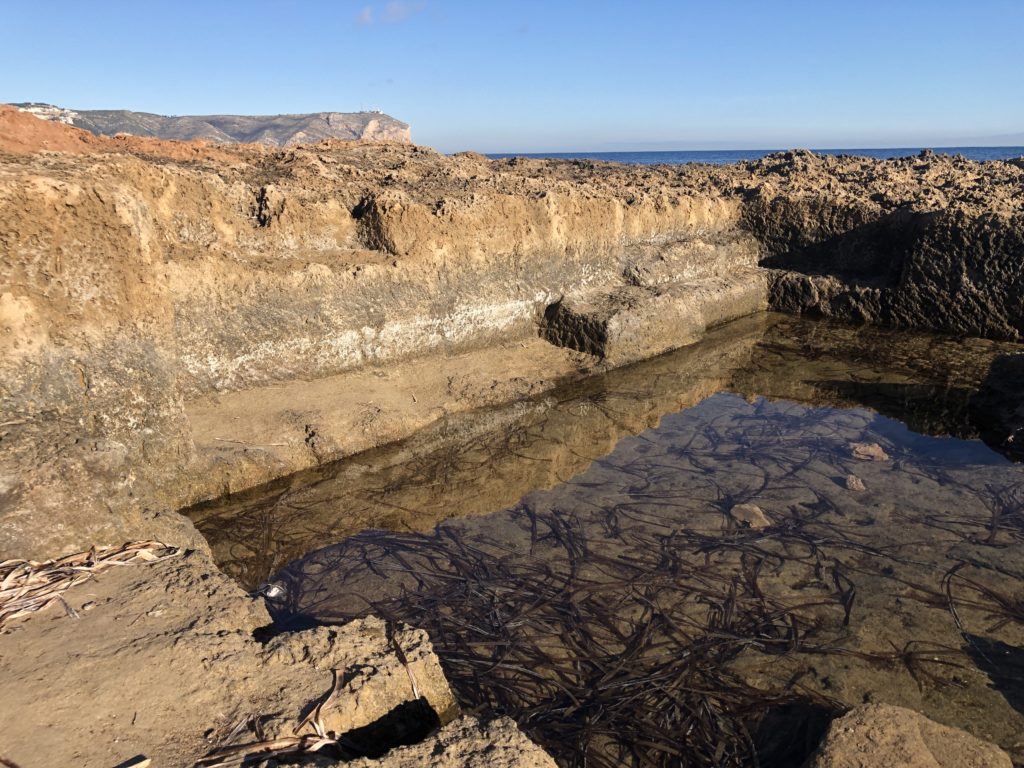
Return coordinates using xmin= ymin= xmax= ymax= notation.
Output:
xmin=2 ymin=113 xmax=1023 ymax=766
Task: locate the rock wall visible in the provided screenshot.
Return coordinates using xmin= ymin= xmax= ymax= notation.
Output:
xmin=741 ymin=151 xmax=1024 ymax=339
xmin=0 ymin=144 xmax=757 ymax=558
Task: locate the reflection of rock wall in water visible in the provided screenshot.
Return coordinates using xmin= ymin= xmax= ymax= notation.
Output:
xmin=970 ymin=353 xmax=1024 ymax=460
xmin=269 ymin=393 xmax=1024 ymax=765
xmin=188 ymin=314 xmax=1023 ymax=589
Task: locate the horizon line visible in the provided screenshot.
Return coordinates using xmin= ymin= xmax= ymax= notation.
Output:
xmin=478 ymin=143 xmax=1024 ymax=156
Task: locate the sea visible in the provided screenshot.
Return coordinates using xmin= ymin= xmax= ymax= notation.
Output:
xmin=486 ymin=146 xmax=1024 ymax=165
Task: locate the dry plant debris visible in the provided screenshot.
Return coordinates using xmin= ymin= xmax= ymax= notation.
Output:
xmin=0 ymin=541 xmax=181 ymax=629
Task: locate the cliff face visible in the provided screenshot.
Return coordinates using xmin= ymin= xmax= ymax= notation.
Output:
xmin=1 ymin=113 xmax=1023 ymax=559
xmin=13 ymin=102 xmax=411 ymax=145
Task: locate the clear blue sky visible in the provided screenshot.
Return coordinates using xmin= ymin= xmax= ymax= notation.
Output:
xmin=3 ymin=0 xmax=1022 ymax=153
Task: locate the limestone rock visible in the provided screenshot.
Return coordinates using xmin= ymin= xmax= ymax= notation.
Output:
xmin=541 ymin=272 xmax=767 ymax=366
xmin=845 ymin=474 xmax=867 ymax=491
xmin=0 ymin=550 xmax=456 ymax=767
xmin=729 ymin=502 xmax=771 ymax=529
xmin=807 ymin=704 xmax=1013 ymax=768
xmin=348 ymin=716 xmax=558 ymax=768
xmin=850 ymin=442 xmax=890 ymax=461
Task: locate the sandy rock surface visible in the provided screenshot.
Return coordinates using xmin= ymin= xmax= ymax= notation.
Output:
xmin=807 ymin=704 xmax=1013 ymax=768
xmin=0 ymin=550 xmax=457 ymax=767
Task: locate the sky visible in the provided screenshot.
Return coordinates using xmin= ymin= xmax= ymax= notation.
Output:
xmin=2 ymin=0 xmax=1023 ymax=153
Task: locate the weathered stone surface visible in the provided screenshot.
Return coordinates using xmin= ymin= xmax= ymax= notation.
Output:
xmin=3 ymin=118 xmax=1024 ymax=561
xmin=807 ymin=704 xmax=1013 ymax=768
xmin=622 ymin=230 xmax=760 ymax=287
xmin=541 ymin=271 xmax=767 ymax=365
xmin=749 ymin=152 xmax=1024 ymax=341
xmin=0 ymin=549 xmax=455 ymax=767
xmin=1 ymin=118 xmax=771 ymax=558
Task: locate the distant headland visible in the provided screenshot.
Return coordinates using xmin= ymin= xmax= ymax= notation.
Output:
xmin=12 ymin=102 xmax=410 ymax=146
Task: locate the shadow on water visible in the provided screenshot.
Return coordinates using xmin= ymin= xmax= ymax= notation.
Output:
xmin=183 ymin=314 xmax=1024 ymax=766
xmin=965 ymin=635 xmax=1024 ymax=718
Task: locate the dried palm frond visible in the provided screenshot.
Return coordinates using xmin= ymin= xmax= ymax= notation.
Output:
xmin=0 ymin=541 xmax=181 ymax=629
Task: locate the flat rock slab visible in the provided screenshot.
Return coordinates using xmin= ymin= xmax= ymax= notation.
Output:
xmin=808 ymin=704 xmax=1013 ymax=768
xmin=0 ymin=549 xmax=458 ymax=767
xmin=542 ymin=271 xmax=767 ymax=366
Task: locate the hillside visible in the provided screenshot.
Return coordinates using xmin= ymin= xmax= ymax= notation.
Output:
xmin=13 ymin=102 xmax=410 ymax=145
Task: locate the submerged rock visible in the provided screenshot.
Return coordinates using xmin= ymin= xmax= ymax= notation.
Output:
xmin=729 ymin=502 xmax=772 ymax=529
xmin=844 ymin=474 xmax=867 ymax=492
xmin=807 ymin=704 xmax=1012 ymax=768
xmin=850 ymin=442 xmax=891 ymax=461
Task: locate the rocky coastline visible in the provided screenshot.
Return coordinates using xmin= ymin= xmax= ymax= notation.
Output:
xmin=1 ymin=106 xmax=1022 ymax=765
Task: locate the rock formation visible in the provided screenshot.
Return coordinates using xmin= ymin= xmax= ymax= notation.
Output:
xmin=807 ymin=704 xmax=1013 ymax=768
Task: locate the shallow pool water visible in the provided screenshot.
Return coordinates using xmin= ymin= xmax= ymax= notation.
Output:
xmin=186 ymin=314 xmax=1024 ymax=766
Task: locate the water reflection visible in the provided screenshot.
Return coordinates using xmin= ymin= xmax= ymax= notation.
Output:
xmin=186 ymin=313 xmax=1022 ymax=589
xmin=184 ymin=313 xmax=1024 ymax=766
xmin=268 ymin=395 xmax=1024 ymax=766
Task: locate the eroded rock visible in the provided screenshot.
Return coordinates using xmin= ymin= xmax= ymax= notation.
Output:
xmin=349 ymin=716 xmax=558 ymax=768
xmin=0 ymin=549 xmax=455 ymax=767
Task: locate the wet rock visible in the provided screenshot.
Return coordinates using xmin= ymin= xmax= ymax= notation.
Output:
xmin=850 ymin=442 xmax=890 ymax=461
xmin=845 ymin=474 xmax=866 ymax=492
xmin=729 ymin=502 xmax=771 ymax=529
xmin=807 ymin=704 xmax=1012 ymax=768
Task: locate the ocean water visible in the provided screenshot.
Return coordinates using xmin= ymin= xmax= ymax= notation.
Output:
xmin=486 ymin=146 xmax=1024 ymax=165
